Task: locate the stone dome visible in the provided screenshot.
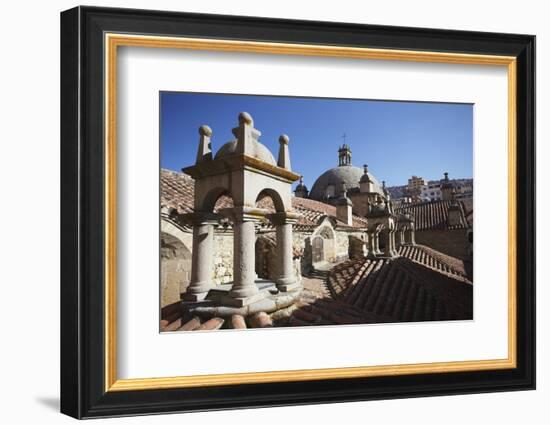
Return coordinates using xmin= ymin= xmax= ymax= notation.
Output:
xmin=214 ymin=139 xmax=277 ymax=166
xmin=309 ymin=165 xmax=384 ymax=200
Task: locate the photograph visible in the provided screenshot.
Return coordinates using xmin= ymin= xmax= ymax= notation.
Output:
xmin=159 ymin=92 xmax=474 ymax=332
xmin=56 ymin=4 xmax=536 ymax=419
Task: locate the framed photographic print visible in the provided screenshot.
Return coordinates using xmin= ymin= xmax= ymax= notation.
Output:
xmin=60 ymin=6 xmax=535 ymax=419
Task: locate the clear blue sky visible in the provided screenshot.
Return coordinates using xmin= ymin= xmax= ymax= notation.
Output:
xmin=160 ymin=92 xmax=472 ymax=188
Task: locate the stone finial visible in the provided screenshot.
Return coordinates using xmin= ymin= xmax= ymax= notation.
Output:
xmin=295 ymin=175 xmax=309 ymax=198
xmin=277 ymin=134 xmax=292 ymax=170
xmin=363 ymin=164 xmax=368 ymax=174
xmin=199 ymin=125 xmax=212 ymax=137
xmin=234 ymin=112 xmax=261 ymax=156
xmin=382 ymin=180 xmax=386 ymax=188
xmin=444 ymin=171 xmax=449 ymax=181
xmin=238 ymin=111 xmax=254 ymax=126
xmin=195 ymin=124 xmax=213 ymax=163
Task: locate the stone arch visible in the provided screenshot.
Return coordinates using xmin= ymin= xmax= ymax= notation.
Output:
xmin=199 ymin=186 xmax=233 ymax=213
xmin=181 ymin=112 xmax=302 ymax=303
xmin=311 ymin=223 xmax=337 ymax=264
xmin=311 ymin=235 xmax=325 ymax=264
xmin=160 ymin=219 xmax=192 ymax=308
xmin=255 ymin=235 xmax=276 ymax=280
xmin=317 ymin=225 xmax=335 ymax=240
xmin=255 ymin=188 xmax=286 ymax=212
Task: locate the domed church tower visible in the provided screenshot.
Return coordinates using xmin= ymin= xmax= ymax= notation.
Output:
xmin=338 ymin=143 xmax=352 ymax=166
xmin=308 ymin=145 xmax=389 ymax=218
xmin=294 ymin=176 xmax=309 ymax=198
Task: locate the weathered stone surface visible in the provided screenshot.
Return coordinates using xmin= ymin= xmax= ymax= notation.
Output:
xmin=247 ymin=298 xmax=277 ymax=315
xmin=197 ymin=317 xmax=224 ymax=331
xmin=269 ymin=304 xmax=298 ymax=322
xmin=247 ymin=312 xmax=273 ymax=328
xmin=231 ymin=314 xmax=247 ymax=329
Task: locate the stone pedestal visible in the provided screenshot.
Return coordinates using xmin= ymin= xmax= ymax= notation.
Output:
xmin=181 ymin=212 xmax=220 ymax=301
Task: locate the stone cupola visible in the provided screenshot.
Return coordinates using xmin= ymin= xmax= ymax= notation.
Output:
xmin=294 ymin=176 xmax=309 ymax=198
xmin=360 ymin=164 xmax=374 ymax=193
xmin=338 ymin=143 xmax=352 ymax=166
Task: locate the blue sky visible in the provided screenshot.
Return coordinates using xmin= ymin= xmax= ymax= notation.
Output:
xmin=160 ymin=92 xmax=472 ymax=188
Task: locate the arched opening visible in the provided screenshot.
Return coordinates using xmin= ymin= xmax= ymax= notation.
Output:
xmin=308 ymin=224 xmax=338 ymax=268
xmin=255 ymin=235 xmax=276 ymax=280
xmin=210 ymin=192 xmax=235 ymax=285
xmin=201 ymin=187 xmax=234 ymax=213
xmin=312 ymin=235 xmax=324 ymax=264
xmin=318 ymin=226 xmax=335 ymax=240
xmin=160 ymin=231 xmax=192 ymax=308
xmin=255 ymin=188 xmax=285 ymax=212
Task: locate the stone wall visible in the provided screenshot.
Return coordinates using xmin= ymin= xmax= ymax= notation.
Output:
xmin=335 ymin=230 xmax=351 ymax=262
xmin=160 ymin=232 xmax=192 ymax=307
xmin=212 ymin=232 xmax=234 ymax=284
xmin=293 ymin=231 xmax=312 ymax=274
xmin=349 ymin=192 xmax=371 ymax=218
xmin=349 ymin=234 xmax=367 ymax=259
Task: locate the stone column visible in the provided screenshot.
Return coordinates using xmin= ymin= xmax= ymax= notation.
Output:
xmin=367 ymin=231 xmax=376 ymax=257
xmin=219 ymin=206 xmax=270 ymax=307
xmin=229 ymin=217 xmax=259 ymax=299
xmin=391 ymin=228 xmax=398 ymax=256
xmin=368 ymin=226 xmax=382 ymax=258
xmin=374 ymin=231 xmax=382 ymax=255
xmin=268 ymin=211 xmax=301 ymax=292
xmin=398 ymin=228 xmax=405 ymax=246
xmin=181 ymin=212 xmax=219 ymax=301
xmin=383 ymin=229 xmax=393 ymax=257
xmin=409 ymin=224 xmax=416 ymax=245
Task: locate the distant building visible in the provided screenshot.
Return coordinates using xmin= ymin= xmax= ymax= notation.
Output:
xmin=407 ymin=175 xmax=427 ymax=194
xmin=420 ymin=182 xmax=442 ymax=201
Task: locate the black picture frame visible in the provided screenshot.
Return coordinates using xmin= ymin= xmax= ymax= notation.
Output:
xmin=60 ymin=5 xmax=535 ymax=419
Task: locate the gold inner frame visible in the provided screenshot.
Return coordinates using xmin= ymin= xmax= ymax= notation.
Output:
xmin=104 ymin=33 xmax=517 ymax=392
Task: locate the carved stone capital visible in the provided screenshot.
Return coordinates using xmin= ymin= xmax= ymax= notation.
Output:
xmin=266 ymin=211 xmax=301 ymax=225
xmin=179 ymin=211 xmax=221 ymax=226
xmin=218 ymin=206 xmax=270 ymax=223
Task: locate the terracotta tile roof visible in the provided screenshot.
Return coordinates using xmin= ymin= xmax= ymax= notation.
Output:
xmin=161 ymin=169 xmax=367 ymax=230
xmin=161 ymin=169 xmax=234 ymax=213
xmin=324 ymin=246 xmax=472 ymax=322
xmin=160 ymin=170 xmax=195 ymax=214
xmin=161 ymin=243 xmax=473 ymax=331
xmin=395 ymin=200 xmax=469 ymax=231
